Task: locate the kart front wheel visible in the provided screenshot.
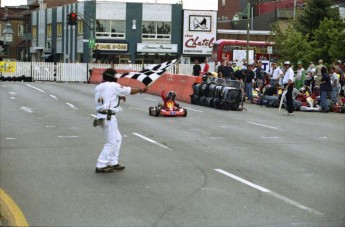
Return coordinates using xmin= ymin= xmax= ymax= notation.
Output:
xmin=183 ymin=108 xmax=187 ymax=117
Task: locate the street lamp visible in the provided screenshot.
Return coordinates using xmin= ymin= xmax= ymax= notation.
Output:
xmin=2 ymin=23 xmax=14 ymax=59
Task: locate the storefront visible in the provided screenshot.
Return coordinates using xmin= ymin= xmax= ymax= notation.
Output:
xmin=93 ymin=40 xmax=129 ymax=63
xmin=136 ymin=43 xmax=178 ymax=64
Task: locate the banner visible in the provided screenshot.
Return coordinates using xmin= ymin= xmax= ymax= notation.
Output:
xmin=0 ymin=62 xmax=16 ymax=73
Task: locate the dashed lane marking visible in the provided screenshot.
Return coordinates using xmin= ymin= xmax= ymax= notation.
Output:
xmin=25 ymin=84 xmax=45 ymax=93
xmin=215 ymin=169 xmax=324 ymax=217
xmin=133 ymin=133 xmax=173 ymax=150
xmin=247 ymin=121 xmax=282 ymax=130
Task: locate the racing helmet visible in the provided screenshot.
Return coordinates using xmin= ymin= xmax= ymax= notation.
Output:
xmin=102 ymin=68 xmax=117 ymax=82
xmin=299 ymin=87 xmax=306 ymax=93
xmin=166 ymin=91 xmax=176 ymax=101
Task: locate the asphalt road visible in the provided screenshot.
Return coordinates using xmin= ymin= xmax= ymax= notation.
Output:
xmin=1 ymin=82 xmax=344 ymax=227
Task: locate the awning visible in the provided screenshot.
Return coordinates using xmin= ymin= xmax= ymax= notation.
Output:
xmin=41 ymin=54 xmax=52 ymax=58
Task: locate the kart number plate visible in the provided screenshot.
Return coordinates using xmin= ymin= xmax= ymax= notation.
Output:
xmin=170 ymin=111 xmax=176 ymax=115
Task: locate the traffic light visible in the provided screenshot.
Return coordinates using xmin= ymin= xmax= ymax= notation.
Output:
xmin=67 ymin=12 xmax=77 ymax=26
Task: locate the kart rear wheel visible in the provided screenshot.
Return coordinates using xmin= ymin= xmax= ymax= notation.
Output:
xmin=155 ymin=107 xmax=160 ymax=117
xmin=183 ymin=108 xmax=187 ymax=117
xmin=149 ymin=107 xmax=154 ymax=116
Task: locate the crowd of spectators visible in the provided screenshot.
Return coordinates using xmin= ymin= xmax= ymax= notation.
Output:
xmin=202 ymin=59 xmax=345 ymax=113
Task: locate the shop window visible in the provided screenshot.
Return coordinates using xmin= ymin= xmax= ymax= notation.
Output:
xmin=142 ymin=21 xmax=171 ymax=40
xmin=96 ymin=20 xmax=125 ymax=39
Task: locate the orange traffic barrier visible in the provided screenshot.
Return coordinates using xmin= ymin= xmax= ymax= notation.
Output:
xmin=90 ymin=68 xmax=200 ymax=104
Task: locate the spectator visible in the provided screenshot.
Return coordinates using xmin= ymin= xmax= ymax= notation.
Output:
xmin=319 ymin=66 xmax=332 ymax=112
xmin=268 ymin=62 xmax=283 ymax=87
xmin=263 ymin=83 xmax=281 ymax=106
xmin=202 ymin=59 xmax=210 ymax=74
xmin=223 ymin=61 xmax=234 ymax=81
xmin=330 ymin=66 xmax=340 ymax=104
xmin=217 ymin=60 xmax=225 ymax=78
xmin=192 ymin=59 xmax=201 ymax=76
xmin=315 ymin=59 xmax=325 ymax=86
xmin=282 ymin=61 xmax=295 ymax=115
xmin=245 ymin=64 xmax=255 ymax=102
xmin=255 ymin=61 xmax=264 ymax=91
xmin=295 ymin=61 xmax=306 ymax=90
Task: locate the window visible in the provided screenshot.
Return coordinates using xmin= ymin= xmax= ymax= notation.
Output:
xmin=78 ymin=20 xmax=83 ymax=37
xmin=57 ymin=23 xmax=62 ymax=39
xmin=18 ymin=25 xmax=23 ymax=36
xmin=32 ymin=26 xmax=37 ymax=40
xmin=46 ymin=24 xmax=52 ymax=39
xmin=142 ymin=21 xmax=171 ymax=40
xmin=96 ymin=20 xmax=125 ymax=39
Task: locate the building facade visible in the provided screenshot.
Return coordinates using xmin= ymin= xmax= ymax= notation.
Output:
xmin=30 ymin=1 xmax=184 ymax=64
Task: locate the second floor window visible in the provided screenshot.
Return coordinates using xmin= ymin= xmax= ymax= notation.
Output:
xmin=46 ymin=24 xmax=52 ymax=39
xmin=32 ymin=26 xmax=37 ymax=40
xmin=78 ymin=20 xmax=83 ymax=37
xmin=57 ymin=23 xmax=62 ymax=39
xmin=142 ymin=21 xmax=171 ymax=40
xmin=96 ymin=20 xmax=125 ymax=39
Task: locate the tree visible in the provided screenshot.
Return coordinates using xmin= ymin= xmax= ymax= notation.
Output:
xmin=294 ymin=0 xmax=340 ymax=39
xmin=271 ymin=22 xmax=313 ymax=66
xmin=310 ymin=18 xmax=345 ymax=63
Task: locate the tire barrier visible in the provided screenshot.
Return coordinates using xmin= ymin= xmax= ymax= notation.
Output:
xmin=0 ymin=75 xmax=33 ymax=82
xmin=190 ymin=78 xmax=243 ymax=111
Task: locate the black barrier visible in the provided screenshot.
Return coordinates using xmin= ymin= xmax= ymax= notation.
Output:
xmin=190 ymin=79 xmax=243 ymax=111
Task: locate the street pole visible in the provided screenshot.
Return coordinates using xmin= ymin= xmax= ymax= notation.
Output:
xmin=246 ymin=2 xmax=250 ymax=65
xmin=90 ymin=18 xmax=93 ymax=63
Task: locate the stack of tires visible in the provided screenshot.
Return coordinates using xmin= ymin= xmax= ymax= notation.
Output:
xmin=191 ymin=78 xmax=243 ymax=111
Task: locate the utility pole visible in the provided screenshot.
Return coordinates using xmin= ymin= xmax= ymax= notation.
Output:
xmin=246 ymin=2 xmax=250 ymax=65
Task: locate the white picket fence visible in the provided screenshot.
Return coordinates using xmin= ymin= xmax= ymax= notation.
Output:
xmin=0 ymin=62 xmax=204 ymax=82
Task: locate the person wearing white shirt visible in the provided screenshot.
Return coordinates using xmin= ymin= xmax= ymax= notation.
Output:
xmin=282 ymin=61 xmax=295 ymax=115
xmin=268 ymin=62 xmax=283 ymax=87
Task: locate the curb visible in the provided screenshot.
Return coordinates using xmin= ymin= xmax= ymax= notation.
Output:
xmin=0 ymin=188 xmax=29 ymax=227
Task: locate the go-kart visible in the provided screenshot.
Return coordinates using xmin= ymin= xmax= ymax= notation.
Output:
xmin=149 ymin=100 xmax=187 ymax=117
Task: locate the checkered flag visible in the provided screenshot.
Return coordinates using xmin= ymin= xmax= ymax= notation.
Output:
xmin=119 ymin=59 xmax=179 ymax=86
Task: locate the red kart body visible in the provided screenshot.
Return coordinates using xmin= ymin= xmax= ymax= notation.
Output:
xmin=149 ymin=100 xmax=187 ymax=117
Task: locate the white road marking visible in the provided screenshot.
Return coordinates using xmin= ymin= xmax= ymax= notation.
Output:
xmin=247 ymin=121 xmax=282 ymax=130
xmin=8 ymin=92 xmax=16 ymax=95
xmin=215 ymin=169 xmax=324 ymax=216
xmin=10 ymin=97 xmax=16 ymax=99
xmin=58 ymin=136 xmax=79 ymax=138
xmin=50 ymin=95 xmax=58 ymax=100
xmin=6 ymin=138 xmax=16 ymax=140
xmin=133 ymin=133 xmax=172 ymax=150
xmin=145 ymin=98 xmax=158 ymax=101
xmin=25 ymin=84 xmax=45 ymax=93
xmin=46 ymin=125 xmax=56 ymax=128
xmin=261 ymin=136 xmax=280 ymax=139
xmin=66 ymin=102 xmax=78 ymax=110
xmin=185 ymin=107 xmax=203 ymax=112
xmin=20 ymin=106 xmax=33 ymax=113
xmin=90 ymin=114 xmax=97 ymax=118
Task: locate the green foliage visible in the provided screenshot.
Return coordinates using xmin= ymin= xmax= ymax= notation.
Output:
xmin=311 ymin=18 xmax=345 ymax=63
xmin=294 ymin=0 xmax=339 ymax=38
xmin=273 ymin=0 xmax=345 ymax=65
xmin=272 ymin=22 xmax=312 ymax=66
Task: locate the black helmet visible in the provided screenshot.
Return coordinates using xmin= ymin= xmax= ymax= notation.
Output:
xmin=166 ymin=91 xmax=176 ymax=101
xmin=102 ymin=68 xmax=117 ymax=82
xmin=202 ymin=74 xmax=208 ymax=82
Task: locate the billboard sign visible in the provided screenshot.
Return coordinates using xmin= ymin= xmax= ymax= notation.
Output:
xmin=183 ymin=10 xmax=217 ymax=55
